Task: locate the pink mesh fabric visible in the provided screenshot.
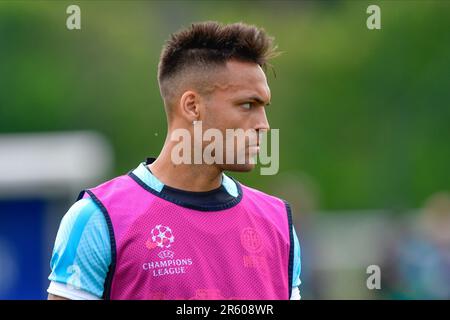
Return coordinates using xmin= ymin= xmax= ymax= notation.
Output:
xmin=87 ymin=174 xmax=291 ymax=300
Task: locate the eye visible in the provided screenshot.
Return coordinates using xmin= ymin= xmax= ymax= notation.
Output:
xmin=241 ymin=102 xmax=252 ymax=110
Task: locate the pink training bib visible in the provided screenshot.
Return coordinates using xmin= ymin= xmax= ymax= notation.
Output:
xmin=80 ymin=172 xmax=294 ymax=300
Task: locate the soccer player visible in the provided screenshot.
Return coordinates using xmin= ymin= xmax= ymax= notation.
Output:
xmin=48 ymin=21 xmax=302 ymax=300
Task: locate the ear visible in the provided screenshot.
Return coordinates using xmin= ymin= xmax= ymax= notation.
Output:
xmin=179 ymin=90 xmax=200 ymax=122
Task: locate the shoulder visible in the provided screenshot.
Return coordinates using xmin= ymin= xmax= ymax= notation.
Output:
xmin=51 ymin=197 xmax=112 ymax=269
xmin=62 ymin=198 xmax=102 ymax=225
xmin=239 ymin=182 xmax=290 ymax=209
xmin=52 ymin=198 xmax=107 ymax=251
xmin=53 ymin=197 xmax=111 ymax=259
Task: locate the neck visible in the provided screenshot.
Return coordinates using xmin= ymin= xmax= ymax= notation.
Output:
xmin=149 ymin=138 xmax=223 ymax=192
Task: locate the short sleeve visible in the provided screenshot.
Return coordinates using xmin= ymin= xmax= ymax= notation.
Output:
xmin=48 ymin=198 xmax=111 ymax=299
xmin=292 ymin=226 xmax=302 ymax=288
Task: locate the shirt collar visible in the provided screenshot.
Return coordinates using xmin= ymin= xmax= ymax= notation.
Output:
xmin=131 ymin=162 xmax=238 ymax=197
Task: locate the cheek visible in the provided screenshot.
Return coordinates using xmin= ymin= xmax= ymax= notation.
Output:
xmin=202 ymin=110 xmax=221 ymax=129
xmin=205 ymin=103 xmax=238 ymax=129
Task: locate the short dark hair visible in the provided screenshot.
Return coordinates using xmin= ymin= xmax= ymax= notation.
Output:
xmin=157 ymin=21 xmax=279 ymax=108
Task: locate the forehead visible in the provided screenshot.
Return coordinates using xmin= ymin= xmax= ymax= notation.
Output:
xmin=212 ymin=60 xmax=271 ymax=101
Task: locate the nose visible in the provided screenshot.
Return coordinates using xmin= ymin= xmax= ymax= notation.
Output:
xmin=255 ymin=106 xmax=270 ymax=133
xmin=254 ymin=107 xmax=270 ymax=145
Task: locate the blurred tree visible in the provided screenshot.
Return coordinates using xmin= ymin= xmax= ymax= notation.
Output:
xmin=1 ymin=0 xmax=448 ymax=211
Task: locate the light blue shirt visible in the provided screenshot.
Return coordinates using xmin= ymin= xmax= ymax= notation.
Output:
xmin=48 ymin=163 xmax=302 ymax=298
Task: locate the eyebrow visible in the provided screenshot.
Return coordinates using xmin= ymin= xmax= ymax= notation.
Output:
xmin=240 ymin=96 xmax=271 ymax=106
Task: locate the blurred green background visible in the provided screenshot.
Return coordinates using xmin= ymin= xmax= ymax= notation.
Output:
xmin=1 ymin=0 xmax=449 ymax=210
xmin=0 ymin=0 xmax=449 ymax=299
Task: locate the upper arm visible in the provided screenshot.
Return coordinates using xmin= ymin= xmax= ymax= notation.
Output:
xmin=48 ymin=198 xmax=111 ymax=300
xmin=292 ymin=226 xmax=302 ymax=295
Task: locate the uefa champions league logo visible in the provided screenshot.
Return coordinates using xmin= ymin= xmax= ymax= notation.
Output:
xmin=142 ymin=224 xmax=193 ymax=275
xmin=146 ymin=225 xmax=175 ymax=259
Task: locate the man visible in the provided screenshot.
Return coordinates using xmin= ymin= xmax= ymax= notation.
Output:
xmin=48 ymin=21 xmax=301 ymax=300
